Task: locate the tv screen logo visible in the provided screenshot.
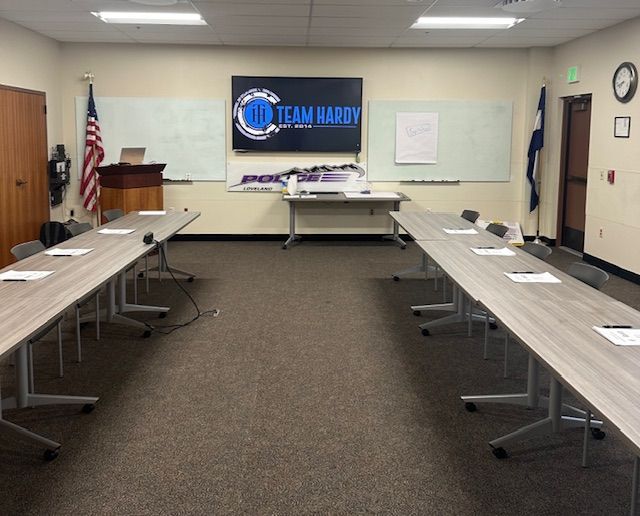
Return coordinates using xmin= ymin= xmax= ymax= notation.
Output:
xmin=232 ymin=76 xmax=363 ymax=152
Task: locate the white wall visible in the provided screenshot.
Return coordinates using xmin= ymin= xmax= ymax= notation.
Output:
xmin=59 ymin=44 xmax=539 ymax=235
xmin=550 ymin=16 xmax=640 ymax=274
xmin=0 ymin=18 xmax=62 ymax=214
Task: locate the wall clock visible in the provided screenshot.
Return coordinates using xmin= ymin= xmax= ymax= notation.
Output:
xmin=613 ymin=62 xmax=637 ymax=103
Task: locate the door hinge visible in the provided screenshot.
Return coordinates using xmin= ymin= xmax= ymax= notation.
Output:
xmin=43 ymin=104 xmax=47 ymax=115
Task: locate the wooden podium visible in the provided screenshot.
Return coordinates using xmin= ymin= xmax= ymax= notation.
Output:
xmin=97 ymin=163 xmax=165 ymax=221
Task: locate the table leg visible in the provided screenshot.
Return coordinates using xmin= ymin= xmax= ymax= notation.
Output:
xmin=0 ymin=344 xmax=99 ymax=457
xmin=382 ymin=201 xmax=407 ymax=248
xmin=632 ymin=456 xmax=639 ymax=516
xmin=488 ymin=377 xmax=601 ymax=458
xmin=145 ymin=241 xmax=196 ymax=281
xmin=283 ymin=201 xmax=301 ymax=249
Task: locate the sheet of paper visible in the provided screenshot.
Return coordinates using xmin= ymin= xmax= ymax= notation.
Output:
xmin=593 ymin=326 xmax=640 ymax=346
xmin=443 ymin=228 xmax=478 ymax=235
xmin=0 ymin=270 xmax=54 ymax=281
xmin=395 ymin=112 xmax=439 ymax=164
xmin=97 ymin=229 xmax=135 ymax=235
xmin=344 ymin=191 xmax=399 ymax=199
xmin=504 ymin=272 xmax=561 ymax=283
xmin=470 ymin=247 xmax=516 ymax=256
xmin=45 ymin=248 xmax=94 ymax=256
xmin=139 ymin=210 xmax=167 ymax=215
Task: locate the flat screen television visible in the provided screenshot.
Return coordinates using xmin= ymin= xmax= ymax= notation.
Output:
xmin=232 ymin=76 xmax=363 ymax=152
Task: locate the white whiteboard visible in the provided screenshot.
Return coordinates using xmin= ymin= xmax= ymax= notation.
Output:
xmin=368 ymin=100 xmax=512 ymax=182
xmin=75 ymin=97 xmax=226 ymax=181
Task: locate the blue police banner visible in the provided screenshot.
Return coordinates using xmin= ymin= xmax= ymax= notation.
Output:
xmin=232 ymin=76 xmax=363 ymax=152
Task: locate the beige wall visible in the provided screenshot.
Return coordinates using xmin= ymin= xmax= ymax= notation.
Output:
xmin=550 ymin=16 xmax=640 ymax=274
xmin=0 ymin=18 xmax=62 ymax=214
xmin=59 ymin=44 xmax=537 ymax=235
xmin=2 ymin=14 xmax=638 ymax=274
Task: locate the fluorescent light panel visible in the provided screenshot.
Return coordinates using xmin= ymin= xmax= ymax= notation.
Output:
xmin=92 ymin=11 xmax=206 ymax=25
xmin=411 ymin=17 xmax=524 ymax=29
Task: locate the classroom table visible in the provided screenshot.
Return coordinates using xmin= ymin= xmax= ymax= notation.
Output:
xmin=0 ymin=211 xmax=200 ymax=459
xmin=393 ymin=212 xmax=640 ymax=513
xmin=282 ymin=192 xmax=410 ymax=249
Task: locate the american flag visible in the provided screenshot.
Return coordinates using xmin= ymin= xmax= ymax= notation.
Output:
xmin=80 ymin=84 xmax=104 ymax=211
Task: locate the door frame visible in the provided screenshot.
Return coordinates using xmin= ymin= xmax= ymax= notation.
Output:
xmin=556 ymin=93 xmax=591 ymax=247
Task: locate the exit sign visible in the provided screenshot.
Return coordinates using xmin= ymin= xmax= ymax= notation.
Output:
xmin=567 ymin=66 xmax=580 ymax=83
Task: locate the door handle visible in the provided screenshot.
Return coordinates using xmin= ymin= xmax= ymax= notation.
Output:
xmin=15 ymin=179 xmax=28 ymax=186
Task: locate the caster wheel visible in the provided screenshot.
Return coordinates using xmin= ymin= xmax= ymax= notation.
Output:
xmin=492 ymin=447 xmax=508 ymax=459
xmin=81 ymin=403 xmax=95 ymax=414
xmin=187 ymin=277 xmax=194 ymax=283
xmin=158 ymin=312 xmax=167 ymax=319
xmin=138 ymin=272 xmax=144 ymax=279
xmin=489 ymin=322 xmax=498 ymax=330
xmin=591 ymin=428 xmax=606 ymax=440
xmin=392 ymin=276 xmax=400 ymax=282
xmin=421 ymin=328 xmax=430 ymax=336
xmin=142 ymin=330 xmax=152 ymax=338
xmin=44 ymin=449 xmax=59 ymax=461
xmin=79 ymin=322 xmax=90 ymax=330
xmin=465 ymin=402 xmax=477 ymax=412
xmin=282 ymin=246 xmax=288 ymax=250
xmin=413 ymin=310 xmax=421 ymax=317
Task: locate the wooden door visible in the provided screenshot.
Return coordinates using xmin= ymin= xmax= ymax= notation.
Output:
xmin=0 ymin=85 xmax=49 ymax=267
xmin=558 ymin=95 xmax=591 ymax=253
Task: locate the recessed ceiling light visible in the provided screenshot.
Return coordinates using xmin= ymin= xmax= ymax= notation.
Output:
xmin=92 ymin=11 xmax=206 ymax=25
xmin=411 ymin=17 xmax=524 ymax=29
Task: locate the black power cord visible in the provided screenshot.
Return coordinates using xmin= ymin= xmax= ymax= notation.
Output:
xmin=143 ymin=240 xmax=219 ymax=335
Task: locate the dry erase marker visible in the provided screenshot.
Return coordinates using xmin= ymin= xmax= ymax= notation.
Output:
xmin=512 ymin=271 xmax=534 ymax=274
xmin=602 ymin=325 xmax=632 ymax=328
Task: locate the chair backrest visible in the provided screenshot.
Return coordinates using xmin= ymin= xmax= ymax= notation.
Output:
xmin=102 ymin=209 xmax=124 ymax=223
xmin=486 ymin=223 xmax=509 ymax=238
xmin=567 ymin=262 xmax=609 ymax=290
xmin=11 ymin=240 xmax=45 ymax=261
xmin=39 ymin=221 xmax=67 ymax=248
xmin=67 ymin=222 xmax=93 ymax=237
xmin=521 ymin=242 xmax=552 ymax=261
xmin=461 ymin=209 xmax=480 ymax=223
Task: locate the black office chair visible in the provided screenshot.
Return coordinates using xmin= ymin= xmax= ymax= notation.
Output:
xmin=461 ymin=209 xmax=480 ymax=223
xmin=568 ymin=262 xmax=609 ymax=289
xmin=10 ymin=240 xmax=45 ymax=260
xmin=486 ymin=223 xmax=509 ymax=238
xmin=102 ymin=208 xmax=124 ymax=222
xmin=67 ymin=222 xmax=93 ymax=237
xmin=10 ymin=240 xmax=64 ymax=389
xmin=521 ymin=242 xmax=552 ymax=261
xmin=66 ymin=222 xmax=100 ymax=363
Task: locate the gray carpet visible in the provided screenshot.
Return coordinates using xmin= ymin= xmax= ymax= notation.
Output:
xmin=0 ymin=240 xmax=638 ymax=515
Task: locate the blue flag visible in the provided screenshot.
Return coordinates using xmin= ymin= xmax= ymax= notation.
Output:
xmin=527 ymin=85 xmax=545 ymax=212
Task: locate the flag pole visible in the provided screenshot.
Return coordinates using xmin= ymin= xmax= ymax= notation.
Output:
xmin=83 ymin=72 xmax=99 ymax=226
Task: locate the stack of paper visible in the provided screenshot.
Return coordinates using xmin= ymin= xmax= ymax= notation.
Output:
xmin=45 ymin=248 xmax=94 ymax=256
xmin=443 ymin=228 xmax=478 ymax=235
xmin=97 ymin=229 xmax=135 ymax=235
xmin=139 ymin=210 xmax=167 ymax=216
xmin=344 ymin=191 xmax=400 ymax=199
xmin=470 ymin=247 xmax=516 ymax=256
xmin=593 ymin=326 xmax=640 ymax=346
xmin=0 ymin=270 xmax=54 ymax=281
xmin=504 ymin=272 xmax=561 ymax=283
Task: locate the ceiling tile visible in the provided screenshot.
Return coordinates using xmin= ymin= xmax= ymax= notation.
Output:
xmin=41 ymin=30 xmax=136 ymax=42
xmin=207 ymin=15 xmax=310 ymax=28
xmin=312 ymin=5 xmax=425 ymax=19
xmin=196 ymin=2 xmax=310 ymax=17
xmin=219 ymin=34 xmax=307 ymax=45
xmin=308 ymin=36 xmax=395 ymax=47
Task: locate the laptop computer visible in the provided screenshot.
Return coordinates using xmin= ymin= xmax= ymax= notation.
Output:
xmin=119 ymin=147 xmax=146 ymax=165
